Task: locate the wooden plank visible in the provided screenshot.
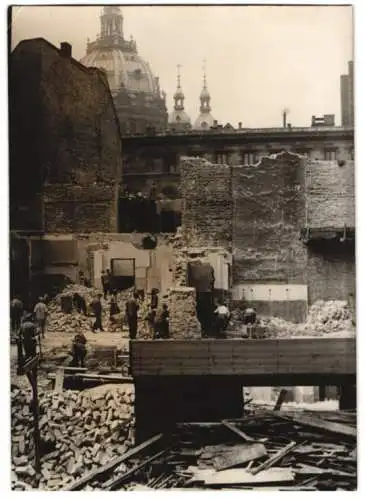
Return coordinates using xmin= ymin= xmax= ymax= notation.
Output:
xmin=63 ymin=433 xmax=163 ymax=491
xmin=252 ymin=441 xmax=297 ymax=475
xmin=189 ymin=467 xmax=295 ymax=486
xmin=273 ymin=389 xmax=288 ymax=411
xmin=221 ymin=420 xmax=267 ymax=443
xmin=213 ymin=443 xmax=267 ymax=471
xmin=286 ymin=413 xmax=356 ymax=439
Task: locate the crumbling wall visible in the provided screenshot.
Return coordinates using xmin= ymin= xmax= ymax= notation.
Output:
xmin=10 ymin=39 xmax=122 ymax=233
xmin=232 ymin=152 xmax=307 ymax=283
xmin=168 ymin=287 xmax=201 ymax=339
xmin=305 ymin=159 xmax=355 ymax=228
xmin=180 ymin=157 xmax=233 ymax=248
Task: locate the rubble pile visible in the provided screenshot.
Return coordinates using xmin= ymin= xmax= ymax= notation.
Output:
xmin=229 ymin=300 xmax=355 ymax=338
xmin=11 ymin=384 xmax=135 ymax=491
xmin=47 ymin=285 xmax=134 ymax=334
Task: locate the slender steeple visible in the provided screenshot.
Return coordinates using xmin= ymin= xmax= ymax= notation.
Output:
xmin=173 ymin=64 xmax=185 ymax=111
xmin=100 ymin=6 xmax=124 ymax=39
xmin=199 ymin=59 xmax=211 ymax=113
xmin=194 ymin=59 xmax=215 ymax=130
xmin=169 ymin=64 xmax=191 ymax=130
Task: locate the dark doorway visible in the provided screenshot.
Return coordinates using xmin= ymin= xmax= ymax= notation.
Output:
xmin=111 ymin=258 xmax=135 ymax=291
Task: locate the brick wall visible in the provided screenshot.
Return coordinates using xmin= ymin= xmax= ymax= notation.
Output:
xmin=180 ymin=157 xmax=233 ymax=248
xmin=307 ymin=241 xmax=355 ymax=303
xmin=232 ymin=153 xmax=307 ymax=283
xmin=44 ymin=185 xmax=117 ymax=233
xmin=305 ymin=160 xmax=355 ymax=228
xmin=10 ymin=38 xmax=122 ymax=232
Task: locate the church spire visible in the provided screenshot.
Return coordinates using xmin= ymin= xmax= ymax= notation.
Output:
xmin=173 ymin=64 xmax=185 ymax=112
xmin=199 ymin=59 xmax=211 ymax=113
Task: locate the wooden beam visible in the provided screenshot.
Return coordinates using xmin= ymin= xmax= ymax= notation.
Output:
xmin=103 ymin=448 xmax=170 ymax=490
xmin=285 ymin=413 xmax=356 ymax=440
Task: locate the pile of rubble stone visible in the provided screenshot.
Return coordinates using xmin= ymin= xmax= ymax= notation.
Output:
xmin=229 ymin=300 xmax=355 ymax=338
xmin=47 ymin=285 xmax=134 ymax=334
xmin=11 ymin=384 xmax=135 ymax=491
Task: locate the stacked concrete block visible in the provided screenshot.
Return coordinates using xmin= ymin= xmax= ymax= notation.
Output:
xmin=305 ymin=160 xmax=355 ymax=228
xmin=168 ymin=286 xmax=201 ymax=339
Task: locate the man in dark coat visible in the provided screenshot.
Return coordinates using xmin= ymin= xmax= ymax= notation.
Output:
xmin=91 ymin=294 xmax=104 ymax=332
xmin=125 ymin=293 xmax=139 ymax=339
xmin=10 ymin=296 xmax=23 ymax=333
xmin=154 ymin=304 xmax=170 ymax=339
xmin=19 ymin=313 xmax=38 ymax=359
xmin=71 ymin=333 xmax=87 ymax=367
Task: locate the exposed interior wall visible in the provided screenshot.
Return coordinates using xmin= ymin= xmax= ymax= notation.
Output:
xmin=305 ymin=159 xmax=355 ymax=228
xmin=232 ymin=152 xmax=306 ymax=284
xmin=307 ymin=240 xmax=356 ymax=303
xmin=180 ymin=157 xmax=233 ymax=248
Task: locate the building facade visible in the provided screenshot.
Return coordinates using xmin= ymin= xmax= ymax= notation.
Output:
xmin=80 ymin=6 xmax=168 ymax=135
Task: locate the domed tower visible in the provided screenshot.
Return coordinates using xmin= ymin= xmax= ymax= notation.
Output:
xmin=81 ymin=6 xmax=167 ymax=135
xmin=194 ymin=61 xmax=215 ymax=130
xmin=169 ymin=64 xmax=191 ymax=131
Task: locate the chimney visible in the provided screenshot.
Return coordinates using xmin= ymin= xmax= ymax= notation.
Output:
xmin=60 ymin=42 xmax=72 ymax=58
xmin=283 ymin=111 xmax=287 ymax=128
xmin=238 ymin=122 xmax=242 ymax=129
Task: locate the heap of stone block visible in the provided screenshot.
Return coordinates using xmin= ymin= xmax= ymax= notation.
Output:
xmin=11 ymin=385 xmax=135 ymax=491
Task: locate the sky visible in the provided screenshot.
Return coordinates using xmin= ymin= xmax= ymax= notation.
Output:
xmin=10 ymin=4 xmax=353 ymax=128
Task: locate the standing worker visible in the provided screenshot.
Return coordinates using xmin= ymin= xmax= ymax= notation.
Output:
xmin=10 ymin=296 xmax=23 ymax=334
xmin=34 ymin=297 xmax=48 ymax=339
xmin=125 ymin=292 xmax=139 ymax=339
xmin=71 ymin=333 xmax=87 ymax=367
xmin=101 ymin=270 xmax=110 ymax=300
xmin=154 ymin=303 xmax=170 ymax=339
xmin=145 ymin=306 xmax=156 ymax=337
xmin=91 ymin=294 xmax=104 ymax=332
xmin=150 ymin=288 xmax=159 ymax=310
xmin=19 ymin=313 xmax=38 ymax=359
xmin=243 ymin=307 xmax=257 ymax=325
xmin=214 ymin=300 xmax=230 ymax=338
xmin=110 ymin=290 xmax=120 ymax=318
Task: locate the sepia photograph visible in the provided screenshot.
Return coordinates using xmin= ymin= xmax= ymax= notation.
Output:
xmin=7 ymin=2 xmax=356 ymax=492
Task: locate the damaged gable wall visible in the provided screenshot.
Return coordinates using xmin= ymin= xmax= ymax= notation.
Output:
xmin=10 ymin=38 xmax=122 ymax=233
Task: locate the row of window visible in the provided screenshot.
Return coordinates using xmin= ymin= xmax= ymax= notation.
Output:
xmin=214 ymin=149 xmax=354 ymax=165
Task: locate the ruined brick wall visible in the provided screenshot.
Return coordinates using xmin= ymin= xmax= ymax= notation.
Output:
xmin=44 ymin=185 xmax=117 ymax=233
xmin=305 ymin=160 xmax=355 ymax=228
xmin=180 ymin=157 xmax=232 ymax=248
xmin=232 ymin=153 xmax=307 ymax=284
xmin=307 ymin=242 xmax=355 ymax=303
xmin=10 ymin=39 xmax=122 ymax=232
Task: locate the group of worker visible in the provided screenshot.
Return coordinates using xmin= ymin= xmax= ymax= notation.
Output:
xmin=10 ymin=296 xmax=49 ymax=361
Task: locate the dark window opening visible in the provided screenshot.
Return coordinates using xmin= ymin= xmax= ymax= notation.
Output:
xmin=111 ymin=258 xmax=135 ymax=291
xmin=118 ymin=197 xmax=181 ymax=234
